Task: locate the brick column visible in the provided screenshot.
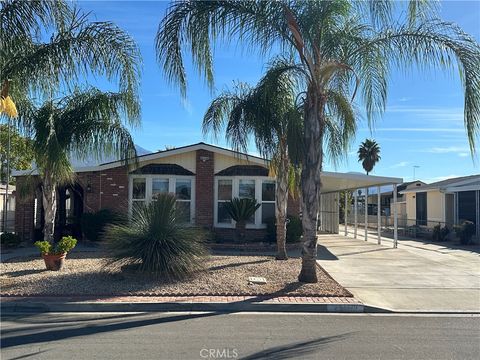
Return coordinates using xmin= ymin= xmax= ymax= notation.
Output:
xmin=14 ymin=176 xmax=36 ymax=241
xmin=195 ymin=150 xmax=214 ymax=228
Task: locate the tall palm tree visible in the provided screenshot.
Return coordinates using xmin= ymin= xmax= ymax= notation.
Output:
xmin=1 ymin=0 xmax=141 ymax=117
xmin=203 ymin=61 xmax=307 ymax=260
xmin=19 ymin=89 xmax=138 ymax=243
xmin=156 ymin=1 xmax=480 ymax=282
xmin=358 ymin=139 xmax=381 ymax=175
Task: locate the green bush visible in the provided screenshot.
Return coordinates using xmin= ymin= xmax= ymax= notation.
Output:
xmin=81 ymin=209 xmax=125 ymax=242
xmin=224 ymin=198 xmax=261 ymax=225
xmin=454 ymin=221 xmax=476 ymax=245
xmin=286 ymin=215 xmax=303 ymax=243
xmin=104 ymin=193 xmax=208 ymax=280
xmin=264 ymin=215 xmax=303 ymax=243
xmin=34 ymin=236 xmax=78 ymax=255
xmin=432 ymin=224 xmax=450 ymax=242
xmin=0 ymin=232 xmax=21 ymax=248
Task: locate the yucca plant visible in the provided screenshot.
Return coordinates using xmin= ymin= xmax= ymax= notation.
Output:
xmin=104 ymin=193 xmax=208 ymax=280
xmin=224 ymin=197 xmax=261 ymax=242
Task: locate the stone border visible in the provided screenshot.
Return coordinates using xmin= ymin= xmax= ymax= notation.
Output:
xmin=1 ymin=295 xmax=365 ymax=313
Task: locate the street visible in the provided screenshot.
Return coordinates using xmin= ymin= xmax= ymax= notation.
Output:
xmin=1 ymin=312 xmax=479 ymax=360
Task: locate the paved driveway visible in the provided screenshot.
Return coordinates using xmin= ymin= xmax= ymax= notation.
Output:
xmin=317 ymin=234 xmax=480 ymax=312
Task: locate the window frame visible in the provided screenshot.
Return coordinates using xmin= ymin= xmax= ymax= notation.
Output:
xmin=214 ymin=176 xmax=276 ymax=229
xmin=129 ymin=174 xmax=195 ymax=224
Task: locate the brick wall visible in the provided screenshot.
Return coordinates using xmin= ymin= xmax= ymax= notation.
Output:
xmin=76 ymin=166 xmax=129 ymax=215
xmin=195 ymin=149 xmax=214 ymax=228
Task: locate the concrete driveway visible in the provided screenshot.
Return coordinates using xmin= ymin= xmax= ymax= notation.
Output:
xmin=317 ymin=234 xmax=480 ymax=312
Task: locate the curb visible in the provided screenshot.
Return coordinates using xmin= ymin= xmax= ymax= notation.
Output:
xmin=1 ymin=300 xmax=365 ymax=314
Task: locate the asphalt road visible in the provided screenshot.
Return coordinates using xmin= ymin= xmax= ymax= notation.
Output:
xmin=1 ymin=312 xmax=479 ymax=360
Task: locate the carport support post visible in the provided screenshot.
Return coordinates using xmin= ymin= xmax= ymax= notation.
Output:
xmin=393 ymin=183 xmax=398 ymax=248
xmin=354 ymin=190 xmax=358 ymax=238
xmin=344 ymin=191 xmax=348 ymax=236
xmin=364 ymin=187 xmax=368 ymax=241
xmin=377 ymin=186 xmax=381 ymax=245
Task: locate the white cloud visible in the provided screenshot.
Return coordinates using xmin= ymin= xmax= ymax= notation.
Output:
xmin=458 ymin=152 xmax=469 ymax=157
xmin=426 ymin=146 xmax=470 ymax=154
xmin=390 ymin=161 xmax=410 ymax=168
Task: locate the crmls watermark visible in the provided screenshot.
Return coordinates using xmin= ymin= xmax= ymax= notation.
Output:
xmin=199 ymin=348 xmax=238 ymax=359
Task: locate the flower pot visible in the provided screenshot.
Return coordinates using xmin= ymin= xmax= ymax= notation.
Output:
xmin=42 ymin=253 xmax=67 ymax=271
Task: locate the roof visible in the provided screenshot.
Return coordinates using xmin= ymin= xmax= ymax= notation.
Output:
xmin=216 ymin=165 xmax=269 ymax=177
xmin=13 ymin=142 xmax=267 ymax=176
xmin=320 ymin=172 xmax=402 ymax=194
xmin=130 ymin=164 xmax=195 ymax=176
xmin=400 ymin=175 xmax=480 ymax=194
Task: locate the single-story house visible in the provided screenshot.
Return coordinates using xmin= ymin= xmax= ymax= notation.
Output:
xmin=400 ymin=174 xmax=480 ymax=240
xmin=13 ymin=142 xmax=403 ymax=242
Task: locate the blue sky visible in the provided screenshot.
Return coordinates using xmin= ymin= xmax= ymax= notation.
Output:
xmin=79 ymin=0 xmax=479 ymax=184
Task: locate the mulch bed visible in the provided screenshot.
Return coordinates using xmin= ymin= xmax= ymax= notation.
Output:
xmin=0 ymin=252 xmax=352 ymax=298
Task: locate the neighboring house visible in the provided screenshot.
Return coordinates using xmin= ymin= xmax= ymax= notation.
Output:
xmin=400 ymin=175 xmax=480 ymax=239
xmin=380 ymin=181 xmax=426 ymax=218
xmin=13 ymin=142 xmax=402 ymax=242
xmin=0 ymin=184 xmax=15 ymax=233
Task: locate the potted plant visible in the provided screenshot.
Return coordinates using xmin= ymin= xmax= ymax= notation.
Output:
xmin=34 ymin=236 xmax=77 ymax=271
xmin=224 ymin=197 xmax=261 ymax=242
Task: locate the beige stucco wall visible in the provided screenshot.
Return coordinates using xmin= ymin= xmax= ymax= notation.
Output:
xmin=134 ymin=152 xmax=197 ymax=173
xmin=427 ymin=190 xmax=445 ymax=223
xmin=405 ymin=190 xmax=445 ymax=226
xmin=406 ymin=193 xmax=416 ymax=225
xmin=214 ymin=153 xmax=268 ymax=174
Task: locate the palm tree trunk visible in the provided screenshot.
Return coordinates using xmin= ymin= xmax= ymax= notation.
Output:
xmin=42 ymin=171 xmax=57 ymax=243
xmin=275 ymin=144 xmax=289 ymax=260
xmin=298 ymin=85 xmax=324 ymax=283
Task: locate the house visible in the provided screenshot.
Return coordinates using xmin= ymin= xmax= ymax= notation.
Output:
xmin=400 ymin=175 xmax=480 ymax=240
xmin=0 ymin=183 xmax=15 ymax=233
xmin=13 ymin=142 xmax=403 ymax=242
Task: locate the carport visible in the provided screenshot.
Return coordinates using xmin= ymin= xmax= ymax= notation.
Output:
xmin=317 ymin=171 xmax=403 ymax=248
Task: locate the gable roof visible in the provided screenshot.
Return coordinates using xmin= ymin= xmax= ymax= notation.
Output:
xmin=400 ymin=175 xmax=480 ymax=193
xmin=130 ymin=164 xmax=195 ymax=176
xmin=216 ymin=165 xmax=269 ymax=176
xmin=12 ymin=142 xmax=268 ymax=176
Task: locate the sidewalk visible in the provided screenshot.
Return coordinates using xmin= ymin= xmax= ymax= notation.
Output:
xmin=317 ymin=232 xmax=480 ymax=313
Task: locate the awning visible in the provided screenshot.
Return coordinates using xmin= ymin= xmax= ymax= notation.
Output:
xmin=320 ymin=171 xmax=403 ymax=193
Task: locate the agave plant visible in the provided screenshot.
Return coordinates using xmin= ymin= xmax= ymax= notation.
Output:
xmin=224 ymin=197 xmax=261 ymax=242
xmin=104 ymin=193 xmax=208 ymax=280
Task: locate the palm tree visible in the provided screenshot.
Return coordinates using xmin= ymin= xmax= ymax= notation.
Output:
xmin=156 ymin=1 xmax=480 ymax=283
xmin=20 ymin=89 xmax=138 ymax=243
xmin=203 ymin=62 xmax=308 ymax=259
xmin=1 ymin=0 xmax=140 ymax=116
xmin=358 ymin=139 xmax=381 ymax=175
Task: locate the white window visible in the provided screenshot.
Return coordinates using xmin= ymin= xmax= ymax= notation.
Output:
xmin=129 ymin=176 xmax=195 ymax=223
xmin=214 ymin=177 xmax=276 ymax=229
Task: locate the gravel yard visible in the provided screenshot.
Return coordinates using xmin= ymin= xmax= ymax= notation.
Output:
xmin=0 ymin=252 xmax=351 ymax=297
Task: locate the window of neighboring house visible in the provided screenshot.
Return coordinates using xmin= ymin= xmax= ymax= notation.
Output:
xmin=175 ymin=179 xmax=192 ymax=223
xmin=217 ymin=179 xmax=233 ymax=224
xmin=416 ymin=192 xmax=427 ymax=226
xmin=132 ymin=178 xmax=146 ymax=210
xmin=261 ymin=181 xmax=276 ymax=223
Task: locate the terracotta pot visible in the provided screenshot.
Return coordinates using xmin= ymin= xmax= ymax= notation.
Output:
xmin=42 ymin=253 xmax=67 ymax=271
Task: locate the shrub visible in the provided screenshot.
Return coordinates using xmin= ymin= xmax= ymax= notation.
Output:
xmin=454 ymin=221 xmax=476 ymax=245
xmin=0 ymin=232 xmax=21 ymax=248
xmin=104 ymin=193 xmax=208 ymax=280
xmin=432 ymin=224 xmax=450 ymax=242
xmin=81 ymin=209 xmax=125 ymax=242
xmin=264 ymin=215 xmax=303 ymax=243
xmin=224 ymin=197 xmax=261 ymax=225
xmin=286 ymin=215 xmax=303 ymax=243
xmin=34 ymin=236 xmax=78 ymax=255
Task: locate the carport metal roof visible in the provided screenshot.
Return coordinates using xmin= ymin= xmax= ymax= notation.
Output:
xmin=320 ymin=171 xmax=403 ymax=193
